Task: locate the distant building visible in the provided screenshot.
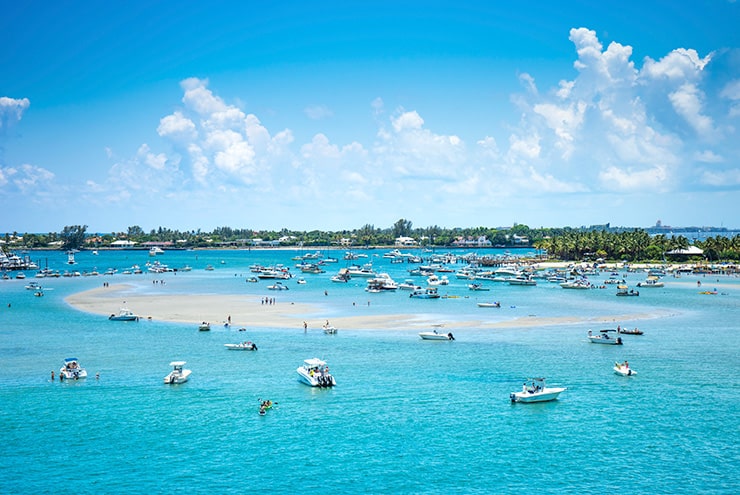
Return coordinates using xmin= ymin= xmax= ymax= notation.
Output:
xmin=395 ymin=236 xmax=418 ymax=246
xmin=110 ymin=240 xmax=136 ymax=248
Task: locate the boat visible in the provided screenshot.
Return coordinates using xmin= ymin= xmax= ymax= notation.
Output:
xmin=468 ymin=283 xmax=489 ymax=291
xmin=587 ymin=329 xmax=623 ymax=345
xmin=59 ymin=358 xmax=87 ymax=380
xmin=330 ymin=268 xmax=351 ymax=283
xmin=296 ymin=358 xmax=336 ymax=387
xmin=409 ymin=287 xmax=440 ymax=299
xmin=699 ymin=289 xmax=718 ymax=295
xmin=259 ymin=399 xmax=274 ymax=416
xmin=246 ymin=276 xmax=258 ymax=283
xmin=267 ymin=281 xmax=289 ymax=290
xmin=164 ymin=361 xmax=191 ymax=384
xmin=636 ymin=276 xmax=664 ymax=288
xmin=419 ymin=329 xmax=455 ymax=340
xmin=296 ymin=277 xmax=307 ymax=284
xmin=614 ymin=361 xmax=637 ymax=376
xmin=322 ymin=323 xmax=338 ymax=334
xmin=224 ymin=341 xmax=258 ymax=351
xmin=616 ymin=285 xmax=639 ymax=296
xmin=25 ymin=281 xmax=42 ymax=290
xmin=617 ymin=327 xmax=643 ymax=335
xmin=109 ymin=308 xmax=140 ymax=321
xmin=398 ymin=279 xmax=421 ymax=290
xmin=427 ymin=274 xmax=449 ymax=286
xmin=510 ymin=378 xmax=566 ymax=403
xmin=507 ymin=275 xmax=537 ymax=286
xmin=559 ymin=279 xmax=592 ymax=289
xmin=149 ymin=246 xmax=165 ymax=256
xmin=198 ymin=322 xmax=211 ymax=331
xmin=477 ymin=301 xmax=501 ymax=308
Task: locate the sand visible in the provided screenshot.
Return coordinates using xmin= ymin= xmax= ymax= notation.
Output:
xmin=65 ymin=283 xmax=670 ymax=331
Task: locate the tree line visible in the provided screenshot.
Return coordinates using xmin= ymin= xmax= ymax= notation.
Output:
xmin=4 ymin=221 xmax=740 ymax=263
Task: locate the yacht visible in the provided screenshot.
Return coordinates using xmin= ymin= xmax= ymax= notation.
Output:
xmin=296 ymin=358 xmax=336 ymax=387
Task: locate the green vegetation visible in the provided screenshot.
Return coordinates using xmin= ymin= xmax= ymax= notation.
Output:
xmin=2 ymin=220 xmax=739 ymax=263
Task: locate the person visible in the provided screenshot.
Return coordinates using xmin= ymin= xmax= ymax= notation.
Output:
xmin=51 ymin=370 xmax=55 ymax=381
xmin=624 ymin=360 xmax=629 ymax=368
xmin=303 ymin=321 xmax=307 ymax=332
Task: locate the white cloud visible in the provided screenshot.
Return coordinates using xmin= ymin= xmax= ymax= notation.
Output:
xmin=694 ymin=150 xmax=723 ymax=163
xmin=668 ymin=83 xmax=715 ymax=137
xmin=157 ymin=111 xmax=197 ymax=142
xmin=304 ymin=105 xmax=333 ymax=120
xmin=642 ymin=48 xmax=711 ymax=81
xmin=700 ymin=168 xmax=740 ymax=187
xmin=599 ymin=164 xmax=668 ymax=191
xmin=0 ymin=96 xmax=30 ymax=133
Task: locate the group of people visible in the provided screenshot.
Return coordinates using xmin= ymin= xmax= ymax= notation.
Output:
xmin=261 ymin=297 xmax=276 ymax=305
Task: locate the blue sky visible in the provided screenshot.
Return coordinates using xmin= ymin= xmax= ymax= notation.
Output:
xmin=1 ymin=1 xmax=739 ymax=233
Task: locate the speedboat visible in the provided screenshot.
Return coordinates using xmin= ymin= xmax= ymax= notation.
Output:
xmin=296 ymin=358 xmax=336 ymax=387
xmin=59 ymin=358 xmax=87 ymax=380
xmin=419 ymin=330 xmax=455 ymax=340
xmin=109 ymin=308 xmax=140 ymax=321
xmin=636 ymin=276 xmax=664 ymax=288
xmin=224 ymin=341 xmax=258 ymax=351
xmin=164 ymin=361 xmax=191 ymax=384
xmin=267 ymin=281 xmax=289 ymax=290
xmin=468 ymin=283 xmax=489 ymax=291
xmin=510 ymin=378 xmax=566 ymax=403
xmin=198 ymin=322 xmax=211 ymax=331
xmin=477 ymin=301 xmax=501 ymax=308
xmin=614 ymin=361 xmax=637 ymax=376
xmin=587 ymin=329 xmax=623 ymax=345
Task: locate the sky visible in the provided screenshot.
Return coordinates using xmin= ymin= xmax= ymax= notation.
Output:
xmin=1 ymin=0 xmax=739 ymax=234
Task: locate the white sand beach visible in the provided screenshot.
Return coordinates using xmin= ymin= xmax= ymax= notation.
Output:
xmin=65 ymin=283 xmax=670 ymax=331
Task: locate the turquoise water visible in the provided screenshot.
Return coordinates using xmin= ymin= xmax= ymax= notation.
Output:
xmin=1 ymin=249 xmax=738 ymax=494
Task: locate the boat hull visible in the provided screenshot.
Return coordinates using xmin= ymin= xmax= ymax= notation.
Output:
xmin=419 ymin=332 xmax=454 ymax=340
xmin=510 ymin=387 xmax=566 ymax=403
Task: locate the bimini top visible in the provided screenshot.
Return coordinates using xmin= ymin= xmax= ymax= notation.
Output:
xmin=303 ymin=358 xmax=326 ymax=368
xmin=169 ymin=361 xmax=187 ymax=367
xmin=64 ymin=357 xmax=79 ymax=364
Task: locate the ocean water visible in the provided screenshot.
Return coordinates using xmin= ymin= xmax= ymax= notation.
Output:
xmin=1 ymin=249 xmax=738 ymax=494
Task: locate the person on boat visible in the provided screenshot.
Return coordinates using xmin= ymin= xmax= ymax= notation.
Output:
xmin=51 ymin=371 xmax=54 ymax=381
xmin=623 ymin=361 xmax=629 ymax=368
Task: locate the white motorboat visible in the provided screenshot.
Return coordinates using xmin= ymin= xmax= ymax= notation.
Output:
xmin=419 ymin=330 xmax=455 ymax=340
xmin=409 ymin=287 xmax=440 ymax=299
xmin=198 ymin=322 xmax=211 ymax=331
xmin=224 ymin=341 xmax=258 ymax=351
xmin=588 ymin=329 xmax=623 ymax=345
xmin=323 ymin=324 xmax=338 ymax=334
xmin=296 ymin=358 xmax=336 ymax=387
xmin=510 ymin=378 xmax=566 ymax=403
xmin=267 ymin=281 xmax=289 ymax=290
xmin=614 ymin=361 xmax=637 ymax=376
xmin=468 ymin=283 xmax=489 ymax=291
xmin=477 ymin=301 xmax=501 ymax=308
xmin=164 ymin=361 xmax=191 ymax=384
xmin=637 ymin=276 xmax=664 ymax=288
xmin=108 ymin=308 xmax=140 ymax=321
xmin=398 ymin=279 xmax=421 ymax=290
xmin=59 ymin=358 xmax=87 ymax=380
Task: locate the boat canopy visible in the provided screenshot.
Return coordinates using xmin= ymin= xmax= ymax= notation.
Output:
xmin=303 ymin=358 xmax=326 ymax=368
xmin=169 ymin=361 xmax=186 ymax=367
xmin=64 ymin=357 xmax=79 ymax=363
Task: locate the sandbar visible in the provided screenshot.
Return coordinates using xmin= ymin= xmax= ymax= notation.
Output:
xmin=65 ymin=283 xmax=670 ymax=331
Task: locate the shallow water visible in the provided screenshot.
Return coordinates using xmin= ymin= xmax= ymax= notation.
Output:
xmin=1 ymin=249 xmax=738 ymax=493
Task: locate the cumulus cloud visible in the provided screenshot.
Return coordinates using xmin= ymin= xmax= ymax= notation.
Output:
xmin=0 ymin=163 xmax=55 ymax=193
xmin=0 ymin=96 xmax=30 ymax=134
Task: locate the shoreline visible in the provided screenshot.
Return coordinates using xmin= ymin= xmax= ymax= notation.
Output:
xmin=65 ymin=283 xmax=672 ymax=331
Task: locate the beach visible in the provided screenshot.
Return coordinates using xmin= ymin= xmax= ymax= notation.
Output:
xmin=66 ymin=283 xmax=671 ymax=331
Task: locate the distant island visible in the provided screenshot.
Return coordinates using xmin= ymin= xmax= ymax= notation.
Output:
xmin=2 ymin=219 xmax=739 ymax=266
